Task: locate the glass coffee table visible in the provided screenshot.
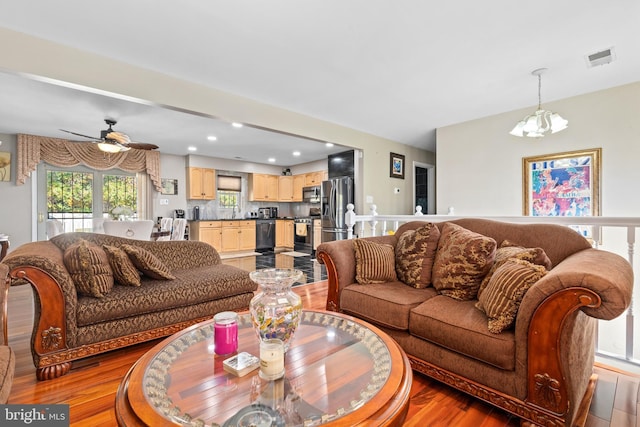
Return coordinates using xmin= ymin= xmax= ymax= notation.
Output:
xmin=116 ymin=309 xmax=412 ymax=426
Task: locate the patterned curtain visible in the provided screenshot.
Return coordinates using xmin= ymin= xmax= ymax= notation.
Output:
xmin=16 ymin=134 xmax=162 ymax=192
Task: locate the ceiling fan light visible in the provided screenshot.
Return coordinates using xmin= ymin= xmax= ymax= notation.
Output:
xmin=98 ymin=141 xmax=129 ymax=153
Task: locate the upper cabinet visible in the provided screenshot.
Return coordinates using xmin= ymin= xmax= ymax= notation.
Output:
xmin=292 ymin=175 xmax=305 ymax=202
xmin=278 ymin=176 xmax=294 ymax=202
xmin=304 ymin=171 xmax=324 ymax=186
xmin=249 ymin=174 xmax=279 ymax=201
xmin=250 ymin=170 xmax=326 ymax=202
xmin=187 ymin=167 xmax=216 ymax=200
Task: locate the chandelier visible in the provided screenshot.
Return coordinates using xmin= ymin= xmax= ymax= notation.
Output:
xmin=510 ymin=68 xmax=568 ymax=138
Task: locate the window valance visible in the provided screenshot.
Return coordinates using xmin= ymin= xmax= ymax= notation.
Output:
xmin=16 ymin=134 xmax=162 ymax=192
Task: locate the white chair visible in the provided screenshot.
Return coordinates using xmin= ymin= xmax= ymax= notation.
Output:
xmin=171 ymin=218 xmax=187 ymax=241
xmin=157 ymin=217 xmax=173 ymax=241
xmin=46 ymin=219 xmax=65 ymax=239
xmin=103 ymin=220 xmax=154 ymax=241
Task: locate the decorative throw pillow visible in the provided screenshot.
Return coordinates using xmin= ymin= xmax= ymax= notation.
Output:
xmin=431 ymin=223 xmax=496 ymax=300
xmin=476 ymin=258 xmax=547 ymax=334
xmin=103 ymin=245 xmax=141 ymax=287
xmin=477 ymin=240 xmax=552 ymax=299
xmin=395 ymin=223 xmax=441 ymax=288
xmin=121 ymin=244 xmax=175 ymax=280
xmin=353 ymin=239 xmax=398 ymax=284
xmin=63 ymin=239 xmax=114 ymax=298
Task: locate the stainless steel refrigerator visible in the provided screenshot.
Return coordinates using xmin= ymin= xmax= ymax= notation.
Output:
xmin=321 ymin=176 xmax=354 ymax=243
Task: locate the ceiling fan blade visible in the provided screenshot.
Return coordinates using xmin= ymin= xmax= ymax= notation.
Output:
xmin=59 ymin=129 xmax=101 ymax=141
xmin=127 ymin=142 xmax=159 ymax=150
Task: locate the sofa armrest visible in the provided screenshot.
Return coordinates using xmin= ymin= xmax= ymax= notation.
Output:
xmin=515 ymin=248 xmax=633 ymax=417
xmin=317 ymin=235 xmax=397 ymax=311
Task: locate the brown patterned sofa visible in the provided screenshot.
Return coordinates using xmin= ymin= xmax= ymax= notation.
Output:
xmin=316 ymin=219 xmax=634 ymax=427
xmin=0 ymin=264 xmax=15 ymax=402
xmin=1 ymin=232 xmax=257 ymax=381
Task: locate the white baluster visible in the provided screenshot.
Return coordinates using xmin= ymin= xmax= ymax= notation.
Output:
xmin=345 ymin=204 xmax=356 ymax=239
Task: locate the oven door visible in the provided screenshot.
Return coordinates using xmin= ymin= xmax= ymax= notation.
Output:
xmin=294 ymin=221 xmax=312 ymax=253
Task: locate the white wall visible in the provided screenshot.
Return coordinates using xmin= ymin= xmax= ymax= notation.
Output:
xmin=436 ymin=81 xmax=640 ymax=217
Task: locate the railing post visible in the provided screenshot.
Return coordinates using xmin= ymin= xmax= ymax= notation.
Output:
xmin=415 ymin=206 xmax=424 ymax=216
xmin=626 ymin=226 xmax=635 ymax=360
xmin=345 ymin=204 xmax=355 ymax=239
xmin=369 ymin=204 xmax=378 ymax=236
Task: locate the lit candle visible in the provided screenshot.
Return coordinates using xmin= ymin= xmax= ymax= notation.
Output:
xmin=259 ymin=339 xmax=285 ymax=380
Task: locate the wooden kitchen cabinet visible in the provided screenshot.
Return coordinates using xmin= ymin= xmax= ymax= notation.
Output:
xmin=187 ymin=167 xmax=216 ymax=200
xmin=313 ymin=219 xmax=322 ymax=250
xmin=278 ymin=176 xmax=294 ymax=201
xmin=304 ymin=171 xmax=324 ymax=186
xmin=189 ymin=221 xmax=221 ymax=251
xmin=249 ymin=174 xmax=279 ymax=201
xmin=221 ymin=220 xmax=256 ymax=252
xmin=292 ymin=174 xmax=305 ymax=202
xmin=276 ymin=219 xmax=294 ymax=249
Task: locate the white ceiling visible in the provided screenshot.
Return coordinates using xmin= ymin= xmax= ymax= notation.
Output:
xmin=0 ymin=1 xmax=639 ymax=164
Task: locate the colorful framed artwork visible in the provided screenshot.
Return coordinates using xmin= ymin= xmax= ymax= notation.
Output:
xmin=522 ymin=148 xmax=601 ymax=217
xmin=161 ymin=178 xmax=178 ymax=195
xmin=0 ymin=152 xmax=10 ymax=182
xmin=389 ymin=152 xmax=405 ymax=179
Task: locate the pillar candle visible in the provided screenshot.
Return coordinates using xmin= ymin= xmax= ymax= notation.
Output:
xmin=259 ymin=339 xmax=284 ymax=380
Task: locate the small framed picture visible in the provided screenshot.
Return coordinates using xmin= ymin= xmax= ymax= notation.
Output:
xmin=161 ymin=178 xmax=178 ymax=195
xmin=389 ymin=152 xmax=405 ymax=179
xmin=0 ymin=151 xmax=10 ymax=182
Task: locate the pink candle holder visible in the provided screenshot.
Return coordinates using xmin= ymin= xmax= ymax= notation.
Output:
xmin=214 ymin=311 xmax=238 ymax=355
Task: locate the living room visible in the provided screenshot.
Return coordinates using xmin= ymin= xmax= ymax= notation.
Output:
xmin=1 ymin=2 xmax=639 ymax=426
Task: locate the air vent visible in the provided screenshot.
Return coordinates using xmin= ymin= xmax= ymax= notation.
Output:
xmin=586 ymin=47 xmax=615 ymax=68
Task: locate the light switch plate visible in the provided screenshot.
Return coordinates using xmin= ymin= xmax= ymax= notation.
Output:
xmin=160 ymin=199 xmax=169 ymax=205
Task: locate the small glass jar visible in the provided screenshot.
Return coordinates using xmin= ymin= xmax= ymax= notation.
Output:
xmin=214 ymin=311 xmax=239 ymax=355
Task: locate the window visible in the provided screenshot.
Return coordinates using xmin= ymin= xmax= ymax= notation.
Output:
xmin=217 ymin=175 xmax=242 ymax=209
xmin=45 ymin=167 xmax=138 ymax=232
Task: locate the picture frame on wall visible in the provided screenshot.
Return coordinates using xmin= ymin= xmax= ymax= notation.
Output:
xmin=522 ymin=148 xmax=601 ymax=217
xmin=161 ymin=178 xmax=178 ymax=195
xmin=0 ymin=151 xmax=10 ymax=182
xmin=389 ymin=152 xmax=405 ymax=179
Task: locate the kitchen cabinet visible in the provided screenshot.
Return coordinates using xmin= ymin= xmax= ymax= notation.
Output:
xmin=278 ymin=176 xmax=294 ymax=201
xmin=304 ymin=171 xmax=324 ymax=187
xmin=249 ymin=174 xmax=279 ymax=201
xmin=275 ymin=219 xmax=294 ymax=248
xmin=221 ymin=220 xmax=256 ymax=252
xmin=313 ymin=219 xmax=322 ymax=250
xmin=187 ymin=167 xmax=216 ymax=200
xmin=292 ymin=174 xmax=305 ymax=202
xmin=189 ymin=221 xmax=221 ymax=251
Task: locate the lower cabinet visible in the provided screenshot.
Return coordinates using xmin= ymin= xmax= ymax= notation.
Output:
xmin=313 ymin=219 xmax=322 ymax=250
xmin=190 ymin=220 xmax=255 ymax=253
xmin=221 ymin=221 xmax=256 ymax=252
xmin=189 ymin=221 xmax=222 ymax=252
xmin=276 ymin=220 xmax=294 ymax=249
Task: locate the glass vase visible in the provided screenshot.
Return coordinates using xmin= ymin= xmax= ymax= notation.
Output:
xmin=249 ymin=268 xmax=303 ymax=352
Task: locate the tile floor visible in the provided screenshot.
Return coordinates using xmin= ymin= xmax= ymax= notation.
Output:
xmin=221 ymin=251 xmax=327 ymax=285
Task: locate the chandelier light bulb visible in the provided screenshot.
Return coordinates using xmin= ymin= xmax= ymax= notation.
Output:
xmin=510 ymin=68 xmax=568 ymax=138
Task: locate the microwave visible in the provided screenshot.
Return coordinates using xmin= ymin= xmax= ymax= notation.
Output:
xmin=302 ymin=186 xmax=321 ymax=203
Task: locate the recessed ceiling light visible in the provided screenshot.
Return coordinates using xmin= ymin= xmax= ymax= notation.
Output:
xmin=325 ymin=143 xmax=334 ymax=147
xmin=292 ymin=151 xmax=301 ymax=156
xmin=232 ymin=122 xmax=243 ymax=128
xmin=268 ymin=157 xmax=276 ymax=163
xmin=207 ymin=135 xmax=217 ymax=141
xmin=188 ymin=146 xmax=197 ymax=151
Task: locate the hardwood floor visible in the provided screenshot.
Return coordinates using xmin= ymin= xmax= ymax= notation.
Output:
xmin=6 ymin=281 xmax=638 ymax=426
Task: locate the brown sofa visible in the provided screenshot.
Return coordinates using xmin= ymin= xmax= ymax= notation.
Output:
xmin=0 ymin=264 xmax=15 ymax=402
xmin=316 ymin=219 xmax=634 ymax=427
xmin=1 ymin=232 xmax=257 ymax=381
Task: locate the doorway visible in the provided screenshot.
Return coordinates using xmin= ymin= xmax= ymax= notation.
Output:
xmin=413 ymin=162 xmax=435 ymax=214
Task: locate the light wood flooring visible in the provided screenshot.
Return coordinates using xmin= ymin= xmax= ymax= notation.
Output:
xmin=5 ymin=281 xmax=639 ymax=426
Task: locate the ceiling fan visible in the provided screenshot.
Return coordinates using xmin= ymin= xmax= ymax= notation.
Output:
xmin=60 ymin=119 xmax=159 ymax=153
